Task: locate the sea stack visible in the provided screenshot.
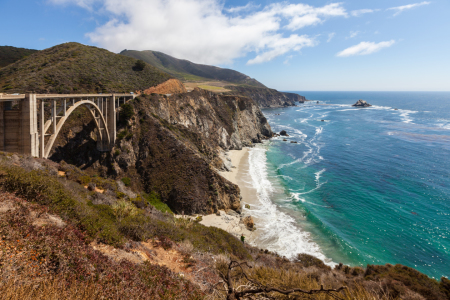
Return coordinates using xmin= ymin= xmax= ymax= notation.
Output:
xmin=352 ymin=99 xmax=372 ymax=107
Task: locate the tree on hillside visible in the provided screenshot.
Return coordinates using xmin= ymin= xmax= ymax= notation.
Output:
xmin=134 ymin=59 xmax=146 ymax=71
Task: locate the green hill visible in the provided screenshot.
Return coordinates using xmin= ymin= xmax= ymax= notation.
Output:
xmin=0 ymin=43 xmax=171 ymax=94
xmin=0 ymin=46 xmax=38 ymax=68
xmin=120 ymin=49 xmax=266 ymax=88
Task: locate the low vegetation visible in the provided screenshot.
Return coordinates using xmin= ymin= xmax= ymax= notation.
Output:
xmin=0 ymin=45 xmax=38 ymax=68
xmin=0 ymin=42 xmax=171 ymax=94
xmin=0 ymin=153 xmax=449 ymax=299
xmin=0 ymin=153 xmax=249 ymax=257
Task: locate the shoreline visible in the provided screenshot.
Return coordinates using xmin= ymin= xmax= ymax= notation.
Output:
xmin=199 ymin=148 xmax=262 ymax=245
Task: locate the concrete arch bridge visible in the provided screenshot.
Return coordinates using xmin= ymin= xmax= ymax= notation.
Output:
xmin=0 ymin=93 xmax=135 ymax=158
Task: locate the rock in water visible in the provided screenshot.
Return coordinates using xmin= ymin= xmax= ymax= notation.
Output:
xmin=280 ymin=130 xmax=288 ymax=136
xmin=352 ymin=99 xmax=372 ymax=107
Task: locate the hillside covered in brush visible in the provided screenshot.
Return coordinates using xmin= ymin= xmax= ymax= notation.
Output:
xmin=0 ymin=43 xmax=171 ymax=94
xmin=1 ymin=153 xmax=449 ymax=300
xmin=0 ymin=46 xmax=38 ymax=68
xmin=120 ymin=49 xmax=265 ymax=88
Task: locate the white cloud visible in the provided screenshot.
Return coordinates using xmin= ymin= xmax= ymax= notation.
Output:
xmin=225 ymin=2 xmax=259 ymax=13
xmin=49 ymin=0 xmax=347 ymax=65
xmin=350 ymin=8 xmax=379 ymax=17
xmin=347 ymin=31 xmax=360 ymax=39
xmin=336 ymin=40 xmax=395 ymax=57
xmin=247 ymin=34 xmax=316 ymax=65
xmin=327 ymin=32 xmax=335 ymax=42
xmin=387 ymin=1 xmax=430 ymax=16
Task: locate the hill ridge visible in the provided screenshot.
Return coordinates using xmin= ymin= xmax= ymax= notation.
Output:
xmin=120 ymin=49 xmax=266 ymax=88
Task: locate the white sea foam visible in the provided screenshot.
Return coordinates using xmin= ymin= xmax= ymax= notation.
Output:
xmin=315 ymin=168 xmax=326 ymax=184
xmin=291 ymin=193 xmax=329 ymax=208
xmin=371 ymin=105 xmax=392 ymax=110
xmin=397 ymin=109 xmax=418 ymax=124
xmin=247 ymin=147 xmax=331 ymax=263
xmin=435 ymin=120 xmax=450 ymax=130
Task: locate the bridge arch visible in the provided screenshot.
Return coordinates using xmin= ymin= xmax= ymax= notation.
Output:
xmin=44 ymin=100 xmax=110 ymax=158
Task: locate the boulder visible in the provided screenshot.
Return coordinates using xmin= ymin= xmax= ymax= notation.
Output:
xmin=88 ymin=182 xmax=96 ymax=191
xmin=280 ymin=130 xmax=288 ymax=136
xmin=352 ymin=99 xmax=372 ymax=107
xmin=243 ymin=216 xmax=254 ymax=230
xmin=116 ymin=180 xmax=137 ymax=199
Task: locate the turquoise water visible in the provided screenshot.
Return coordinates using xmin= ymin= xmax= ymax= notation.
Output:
xmin=259 ymin=92 xmax=450 ymax=279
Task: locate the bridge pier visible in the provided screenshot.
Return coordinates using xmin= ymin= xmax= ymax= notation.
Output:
xmin=0 ymin=103 xmax=4 ymax=151
xmin=0 ymin=94 xmax=39 ymax=156
xmin=108 ymin=94 xmax=116 ymax=147
xmin=21 ymin=94 xmax=39 ymax=157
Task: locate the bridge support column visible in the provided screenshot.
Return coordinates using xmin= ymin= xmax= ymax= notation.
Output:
xmin=0 ymin=103 xmax=4 ymax=151
xmin=20 ymin=94 xmax=39 ymax=157
xmin=108 ymin=94 xmax=116 ymax=147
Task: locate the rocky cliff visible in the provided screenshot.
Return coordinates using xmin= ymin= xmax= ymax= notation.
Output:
xmin=225 ymin=85 xmax=306 ymax=108
xmin=49 ymin=88 xmax=272 ymax=214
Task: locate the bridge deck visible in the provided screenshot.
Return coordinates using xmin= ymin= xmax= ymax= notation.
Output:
xmin=0 ymin=93 xmax=135 ymax=101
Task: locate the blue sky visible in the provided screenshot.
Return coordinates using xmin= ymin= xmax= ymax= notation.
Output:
xmin=2 ymin=0 xmax=450 ymax=91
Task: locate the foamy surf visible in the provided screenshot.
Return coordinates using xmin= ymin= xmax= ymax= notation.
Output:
xmin=245 ymin=146 xmax=332 ymax=265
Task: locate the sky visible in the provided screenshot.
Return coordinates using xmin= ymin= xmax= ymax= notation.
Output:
xmin=1 ymin=0 xmax=450 ymax=91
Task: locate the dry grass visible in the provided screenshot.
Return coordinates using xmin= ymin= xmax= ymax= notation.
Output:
xmin=0 ymin=279 xmax=103 ymax=300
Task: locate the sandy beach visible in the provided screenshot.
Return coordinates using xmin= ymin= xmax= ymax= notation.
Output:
xmin=199 ymin=148 xmax=263 ymax=245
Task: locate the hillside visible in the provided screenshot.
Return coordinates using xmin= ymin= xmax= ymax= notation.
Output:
xmin=2 ymin=153 xmax=450 ymax=299
xmin=0 ymin=43 xmax=171 ymax=94
xmin=120 ymin=49 xmax=307 ymax=107
xmin=0 ymin=46 xmax=38 ymax=68
xmin=120 ymin=49 xmax=266 ymax=88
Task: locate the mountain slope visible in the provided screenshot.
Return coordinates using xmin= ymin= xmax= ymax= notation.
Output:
xmin=0 ymin=43 xmax=171 ymax=94
xmin=0 ymin=46 xmax=38 ymax=68
xmin=120 ymin=49 xmax=265 ymax=88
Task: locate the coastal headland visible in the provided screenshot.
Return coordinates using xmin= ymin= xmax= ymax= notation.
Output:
xmin=0 ymin=43 xmax=449 ymax=299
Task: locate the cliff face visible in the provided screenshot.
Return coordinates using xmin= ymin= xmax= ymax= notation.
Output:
xmin=225 ymin=86 xmax=305 ymax=108
xmin=144 ymin=88 xmax=272 ymax=150
xmin=283 ymin=92 xmax=306 ymax=103
xmin=49 ymin=88 xmax=272 ymax=214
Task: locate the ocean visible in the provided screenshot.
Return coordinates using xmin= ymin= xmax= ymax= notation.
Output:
xmin=245 ymin=91 xmax=450 ymax=279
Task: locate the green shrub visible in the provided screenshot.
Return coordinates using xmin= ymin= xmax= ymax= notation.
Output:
xmin=133 ymin=59 xmax=146 ymax=71
xmin=119 ymin=103 xmax=134 ymax=124
xmin=117 ymin=130 xmax=127 ymax=140
xmin=78 ymin=176 xmax=91 ymax=185
xmin=121 ymin=177 xmax=131 ymax=187
xmin=142 ymin=192 xmax=172 ymax=214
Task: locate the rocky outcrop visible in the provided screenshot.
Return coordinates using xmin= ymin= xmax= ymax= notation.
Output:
xmin=282 ymin=92 xmax=306 ymax=103
xmin=141 ymin=88 xmax=272 ymax=150
xmin=352 ymin=99 xmax=372 ymax=107
xmin=225 ymin=86 xmax=305 ymax=108
xmin=49 ymin=88 xmax=272 ymax=214
xmin=142 ymin=79 xmax=187 ymax=95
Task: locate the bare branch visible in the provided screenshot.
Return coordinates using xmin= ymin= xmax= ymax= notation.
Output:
xmin=217 ymin=260 xmax=348 ymax=300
